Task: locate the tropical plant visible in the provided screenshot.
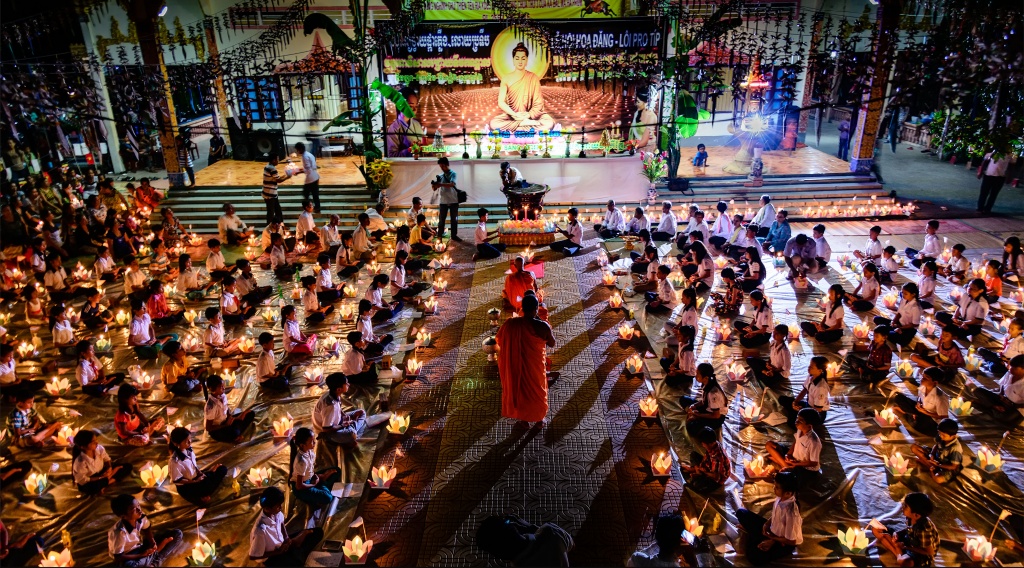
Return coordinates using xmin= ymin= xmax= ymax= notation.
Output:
xmin=639 ymin=151 xmax=668 ymax=183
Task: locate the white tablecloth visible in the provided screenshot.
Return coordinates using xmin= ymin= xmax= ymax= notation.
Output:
xmin=386 ymin=155 xmax=648 ymax=206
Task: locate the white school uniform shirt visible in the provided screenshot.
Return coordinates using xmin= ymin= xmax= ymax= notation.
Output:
xmin=76 ymin=358 xmax=101 ymax=386
xmin=302 ymin=288 xmax=320 ymax=312
xmin=336 ymin=245 xmax=356 ymax=267
xmin=352 ymin=226 xmax=371 ymax=255
xmin=919 ymin=384 xmax=949 ymax=417
xmin=302 ymin=151 xmax=320 ymax=183
xmin=366 ymin=286 xmax=386 ymax=309
xmin=676 ymin=347 xmax=696 ymax=375
xmin=626 ymin=214 xmax=650 ymax=233
xmin=815 ymin=236 xmax=832 ymax=262
xmin=317 ymin=268 xmax=335 ymax=292
xmin=803 ymin=376 xmax=831 ymax=410
xmin=998 ymin=372 xmax=1024 ymax=404
xmin=30 ymin=252 xmax=46 ymax=274
xmin=565 ymin=221 xmax=583 ymax=245
xmin=896 ymin=299 xmax=923 ymax=326
xmin=690 ymin=220 xmax=710 ymax=245
xmin=321 ymin=223 xmax=341 ymax=246
xmin=601 ymin=208 xmax=626 ymax=232
xmin=178 ymin=267 xmax=201 ymax=290
xmin=751 ymin=202 xmax=776 ymax=227
xmin=918 ymin=275 xmax=936 ymax=299
xmin=94 ymin=255 xmax=116 ymax=277
xmin=752 ymin=303 xmax=774 ymax=331
xmin=678 ymin=305 xmax=699 ymax=328
xmin=44 ymin=268 xmax=68 ymax=290
xmin=0 ymin=358 xmax=16 ymax=385
xmin=312 ymin=393 xmax=341 ymax=434
xmin=710 ymin=214 xmax=733 ymax=240
xmin=656 ymin=212 xmax=678 ymax=237
xmin=770 ymin=341 xmax=792 ymax=378
xmin=296 ymin=211 xmax=317 ymax=237
xmin=169 ymin=449 xmax=201 ymax=483
xmin=949 ymin=255 xmax=970 ymax=274
xmin=283 ymin=319 xmax=303 ymax=352
xmin=269 ymin=245 xmax=288 ymax=270
xmin=342 ymin=348 xmax=365 ymax=376
xmin=957 ymin=294 xmax=988 ymax=322
xmin=358 ymin=314 xmax=377 ymax=343
xmin=292 ymin=449 xmax=316 ymax=484
xmin=235 ymin=273 xmax=255 ymax=297
xmin=72 ymin=444 xmax=111 ymax=485
xmin=919 ymin=233 xmax=941 ymax=257
xmin=700 ymin=383 xmax=726 ymax=412
xmin=406 ymin=206 xmax=423 ymax=227
xmin=863 ymin=238 xmax=882 ymax=259
xmin=206 ymin=250 xmax=226 ymax=272
xmin=880 ymin=256 xmax=899 ymax=273
xmin=108 ymin=516 xmax=151 ymax=558
xmin=695 ymin=257 xmax=715 ymax=287
xmin=365 ymin=208 xmax=388 ymax=233
xmin=204 ymin=393 xmax=230 ymax=429
xmin=791 ymin=429 xmax=822 ymax=469
xmin=859 ymin=276 xmax=880 ymax=302
xmin=768 ymin=495 xmax=803 ymax=545
xmin=1002 ymin=335 xmax=1024 ymax=360
xmin=129 ymin=314 xmax=153 ymax=345
xmin=390 ymin=265 xmax=407 ymax=295
xmin=221 ymin=291 xmax=241 ymax=315
xmin=204 ymin=322 xmax=225 ymax=355
xmin=823 ymin=302 xmax=845 ymax=329
xmin=124 ymin=268 xmax=146 ymax=295
xmin=656 ymin=278 xmax=677 ymax=307
xmin=249 ymin=511 xmax=287 ymax=559
xmin=52 ymin=319 xmax=74 ymax=345
xmin=645 ymin=259 xmax=660 ymax=281
xmin=256 ymin=349 xmax=276 ymax=383
xmin=475 ymin=221 xmax=488 ymax=245
xmin=217 ymin=213 xmax=248 ymax=242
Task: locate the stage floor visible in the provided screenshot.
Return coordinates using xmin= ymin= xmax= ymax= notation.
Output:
xmin=675 ymin=144 xmax=852 ymax=178
xmin=194 ymin=155 xmax=367 ymax=187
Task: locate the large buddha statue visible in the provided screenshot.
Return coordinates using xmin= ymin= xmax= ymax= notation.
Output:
xmin=489 ymin=43 xmax=555 ymax=133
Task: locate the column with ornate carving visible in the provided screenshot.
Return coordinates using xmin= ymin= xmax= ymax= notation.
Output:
xmin=849 ymin=0 xmax=901 ymax=174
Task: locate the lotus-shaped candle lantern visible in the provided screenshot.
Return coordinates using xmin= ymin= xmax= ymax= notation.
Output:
xmin=187 ymin=232 xmax=203 ymax=247
xmin=1011 ymin=287 xmax=1024 ymax=304
xmin=140 ymin=462 xmax=169 ymax=487
xmin=520 ymin=247 xmax=535 ymax=263
xmin=920 ymin=317 xmax=936 ymax=336
xmin=601 ymin=271 xmax=617 ymax=286
xmin=39 ymin=548 xmax=74 ymax=567
xmin=115 ymin=309 xmax=130 ymax=326
xmin=881 ymin=291 xmax=899 ymax=310
xmin=366 ymin=261 xmax=381 ymax=275
xmin=963 ymin=535 xmax=996 ymax=562
xmin=853 ymin=323 xmax=870 ymax=340
xmin=163 ymin=282 xmax=178 ymax=297
xmin=774 ymin=252 xmax=786 ymax=268
xmin=965 ymin=352 xmax=983 ymax=372
xmin=669 ymin=272 xmax=686 ymax=287
xmin=726 ymin=361 xmax=747 ymax=382
xmin=895 ymin=360 xmax=915 ymax=379
xmin=406 ymin=357 xmax=422 ymax=377
xmin=244 ymin=247 xmax=259 ymax=261
xmin=16 ymin=341 xmax=35 ymax=359
xmin=950 ymin=397 xmax=974 ymax=416
xmin=171 ymin=243 xmax=186 ymax=257
xmin=133 ymin=371 xmax=156 ymax=390
xmin=838 ymin=527 xmax=870 ymax=555
xmin=415 ymin=330 xmax=432 ymax=347
xmin=432 ymin=239 xmax=447 ymax=253
xmin=711 ymin=255 xmax=728 ymax=269
xmin=639 ymin=396 xmax=659 ymax=418
xmin=716 ymin=323 xmax=733 ymax=342
xmin=247 ymin=466 xmax=272 ymax=487
xmin=220 ymin=369 xmax=238 ymax=390
xmin=884 ymin=451 xmax=914 ymax=477
xmin=651 ymin=452 xmax=672 ymax=477
xmin=940 ymin=248 xmax=952 ymax=263
xmin=438 ymin=253 xmax=453 ymax=268
xmin=740 ymin=402 xmax=763 ymax=423
xmin=684 ymin=514 xmax=704 ymax=537
xmin=826 ymin=361 xmax=842 ymax=379
xmin=260 ymin=308 xmax=279 ymax=323
xmin=971 ymin=266 xmax=986 ymax=279
xmin=625 ymin=354 xmax=644 ymax=375
xmin=180 ymin=333 xmax=202 ymax=353
xmin=45 ymin=376 xmax=72 ymax=397
xmin=291 ymin=286 xmax=303 ymax=300
xmin=322 ymin=335 xmax=340 ymax=353
xmin=247 ymin=234 xmax=260 ymax=247
xmin=816 ymin=296 xmax=829 ymax=311
xmin=272 ymin=414 xmax=295 ymax=438
xmin=787 ymin=323 xmax=800 ymax=342
xmin=387 ymin=413 xmax=411 ymax=434
xmin=24 ymin=472 xmax=47 ymax=495
xmin=189 ymin=541 xmax=217 ymax=566
xmin=874 ymin=407 xmax=899 ymax=428
xmin=96 ymin=335 xmax=112 ymax=352
xmin=304 ymin=366 xmax=324 ymax=384
xmin=0 ymin=312 xmax=10 ymax=326
xmin=238 ymin=337 xmax=255 ymax=354
xmin=433 ymin=277 xmax=448 ymax=293
xmin=975 ymin=445 xmax=1003 ymax=473
xmin=72 ymin=262 xmax=90 ymax=281
xmin=837 ymin=254 xmax=855 ymax=270
xmin=184 ymin=309 xmax=198 ymax=325
xmin=53 ymin=425 xmax=79 ymax=447
xmin=608 ymin=291 xmax=624 ymax=309
xmin=950 ymin=286 xmax=964 ymax=302
xmin=597 ymin=249 xmax=609 ymax=266
xmin=618 ymin=321 xmax=635 ymax=340
xmin=343 ymin=535 xmax=373 ymax=564
xmin=294 ymin=241 xmax=308 ymax=255
xmin=369 ymin=465 xmax=397 ymax=489
xmin=423 ymin=296 xmax=438 ymax=314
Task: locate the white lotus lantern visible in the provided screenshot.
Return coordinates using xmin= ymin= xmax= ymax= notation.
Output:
xmin=343 ymin=283 xmax=357 ymax=297
xmin=650 ymin=452 xmax=672 ymax=477
xmin=220 ymin=369 xmax=237 ymax=389
xmin=963 ymin=535 xmax=996 ymax=562
xmin=387 ymin=413 xmax=410 ymax=434
xmin=53 ymin=425 xmax=78 ymax=447
xmin=625 ymin=354 xmax=644 ymax=375
xmin=884 ymin=451 xmax=914 ymax=477
xmin=140 ymin=462 xmax=168 ymax=487
xmin=853 ymin=323 xmax=870 ymax=340
xmin=433 ymin=239 xmax=447 ymax=253
xmin=826 ymin=361 xmax=842 ymax=379
xmin=16 ymin=341 xmax=35 ymax=358
xmin=882 ymin=291 xmax=899 ymax=310
xmin=294 ymin=241 xmax=308 ymax=255
xmin=180 ymin=333 xmax=202 ymax=352
xmin=24 ymin=472 xmax=47 ymax=495
xmin=247 ymin=466 xmax=272 ymax=487
xmin=788 ymin=323 xmax=800 ymax=342
xmin=272 ymin=414 xmax=295 ymax=438
xmin=975 ymin=445 xmax=1003 ymax=473
xmin=405 ymin=357 xmax=422 ymax=377
xmin=423 ymin=296 xmax=438 ymax=314
xmin=950 ymin=397 xmax=974 ymax=416
xmin=115 ymin=310 xmax=130 ymax=326
xmin=726 ymin=361 xmax=747 ymax=382
xmin=338 ymin=303 xmax=354 ymax=320
xmin=38 ymin=548 xmax=74 ymax=567
xmin=95 ymin=335 xmax=112 ymax=352
xmin=639 ymin=396 xmax=659 ymax=418
xmin=433 ymin=277 xmax=448 ymax=293
xmin=343 ymin=535 xmax=373 ymax=564
xmin=740 ymin=402 xmax=763 ymax=423
xmin=369 ymin=465 xmax=397 ymax=489
xmin=874 ymin=407 xmax=899 ymax=428
xmin=415 ymin=330 xmax=432 ymax=347
xmin=304 ymin=366 xmax=323 ymax=384
xmin=44 ymin=376 xmax=72 ymax=397
xmin=189 ymin=541 xmax=217 ymax=566
xmin=438 ymin=253 xmax=453 ymax=268
xmin=838 ymin=527 xmax=870 ymax=555
xmin=366 ymin=261 xmax=381 ymax=275
xmin=895 ymin=360 xmax=915 ymax=379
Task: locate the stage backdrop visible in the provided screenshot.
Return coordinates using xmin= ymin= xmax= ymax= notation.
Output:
xmin=381 ymin=19 xmax=663 ymax=149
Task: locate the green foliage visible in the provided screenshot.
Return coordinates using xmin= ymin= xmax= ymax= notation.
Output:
xmin=369 ymin=79 xmax=415 ymax=119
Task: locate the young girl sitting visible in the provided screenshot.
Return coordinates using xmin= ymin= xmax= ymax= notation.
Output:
xmin=145 ymin=279 xmax=183 ymax=327
xmin=220 ymin=276 xmax=256 ymax=324
xmin=204 ymin=374 xmax=255 ymax=443
xmin=168 ymin=426 xmax=227 ymax=505
xmin=71 ymin=429 xmax=133 ymax=496
xmin=282 ymin=305 xmax=316 ymax=359
xmin=765 ymin=407 xmax=822 ymax=486
xmin=203 ymin=307 xmax=240 ymax=358
xmin=335 ymin=232 xmax=363 ymax=278
xmin=943 ymin=243 xmax=970 ymax=283
xmin=779 ymin=356 xmax=831 ymax=425
xmin=75 ymin=340 xmax=124 ymax=396
xmin=357 ymin=299 xmax=393 ymax=358
xmin=711 ymin=267 xmax=743 ymax=315
xmin=301 ymin=275 xmax=334 ymax=325
xmin=736 ymin=471 xmax=803 ymax=565
xmin=160 ymin=341 xmax=206 ymax=396
xmin=800 ymin=284 xmax=846 ymax=344
xmin=662 ymin=324 xmax=696 ymax=388
xmin=680 ymin=362 xmax=726 ymax=434
xmin=746 ymin=324 xmax=792 ymax=386
xmin=365 ymin=274 xmax=403 ymax=322
xmin=874 ymin=282 xmax=922 ymax=346
xmin=984 ymin=259 xmax=1004 ymax=304
xmin=115 ymin=384 xmax=165 ymax=446
xmin=177 ymin=254 xmax=211 ymax=301
xmin=23 ymin=285 xmax=44 ymax=324
xmin=738 ymin=245 xmax=766 ymax=292
xmin=918 ymin=261 xmax=938 ymax=310
xmin=735 ymin=290 xmax=773 ymax=348
xmin=390 ymin=250 xmax=427 ymax=301
xmin=342 ymin=331 xmax=378 ymax=385
xmin=846 ymin=262 xmax=881 ymax=312
xmin=289 ymin=427 xmax=341 ymax=507
xmin=49 ymin=305 xmax=76 ymax=354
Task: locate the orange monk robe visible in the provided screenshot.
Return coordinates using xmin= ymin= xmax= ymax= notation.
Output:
xmin=496 ymin=318 xmax=549 ymax=422
xmin=503 ymin=270 xmax=537 ymax=311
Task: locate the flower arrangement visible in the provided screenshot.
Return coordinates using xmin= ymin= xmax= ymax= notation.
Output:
xmin=364 ymin=160 xmax=394 ymax=190
xmin=498 ymin=219 xmax=556 ymax=234
xmin=639 ymin=151 xmax=668 ymax=184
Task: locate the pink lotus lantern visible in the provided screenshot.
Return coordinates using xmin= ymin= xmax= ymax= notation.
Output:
xmin=920 ymin=317 xmax=936 ymax=336
xmin=853 ymin=323 xmax=870 ymax=340
xmin=740 ymin=401 xmax=764 ymax=423
xmin=423 ymin=296 xmax=438 ymax=314
xmin=1011 ymin=287 xmax=1024 ymax=304
xmin=950 ymin=286 xmax=964 ymax=302
xmin=744 ymin=455 xmax=772 ymax=479
xmin=608 ymin=291 xmax=623 ymax=309
xmin=433 ymin=277 xmax=448 ymax=293
xmin=601 ymin=271 xmax=617 ymax=286
xmin=874 ymin=407 xmax=900 ymax=429
xmin=716 ymin=322 xmax=732 ymax=342
xmin=884 ymin=451 xmax=914 ymax=477
xmin=618 ymin=322 xmax=635 ymax=340
xmin=405 ymin=357 xmax=422 ymax=378
xmin=963 ymin=536 xmax=996 ymax=562
xmin=882 ymin=291 xmax=899 ymax=310
xmin=726 ymin=361 xmax=747 ymax=382
xmin=369 ymin=465 xmax=397 ymax=489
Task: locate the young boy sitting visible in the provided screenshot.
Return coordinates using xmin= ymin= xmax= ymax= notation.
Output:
xmin=256 ymin=332 xmax=292 ymax=391
xmin=107 ymin=494 xmax=183 ymax=567
xmin=870 ymin=492 xmax=938 ymax=567
xmin=680 ymin=426 xmax=730 ymax=493
xmin=910 ymin=417 xmax=963 ymax=484
xmin=644 ymin=265 xmax=676 ymax=314
xmin=7 ymin=393 xmax=63 ymax=447
xmin=736 ymin=471 xmax=803 ymax=565
xmin=765 ymin=407 xmax=822 ymax=486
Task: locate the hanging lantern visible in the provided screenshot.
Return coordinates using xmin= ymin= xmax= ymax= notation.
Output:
xmin=140 ymin=462 xmax=169 ymax=487
xmin=369 ymin=465 xmax=397 ymax=489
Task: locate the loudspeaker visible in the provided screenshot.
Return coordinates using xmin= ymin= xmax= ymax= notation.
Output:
xmin=227 ymin=126 xmax=254 ymax=161
xmin=251 ymin=129 xmax=287 ymax=161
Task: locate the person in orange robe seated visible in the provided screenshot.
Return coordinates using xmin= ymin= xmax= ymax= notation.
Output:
xmin=503 ymin=257 xmax=538 ymax=311
xmin=497 ymin=294 xmax=555 ymax=425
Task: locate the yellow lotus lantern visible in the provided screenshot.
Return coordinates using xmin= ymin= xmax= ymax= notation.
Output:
xmin=247 ymin=234 xmax=260 ymax=247
xmin=163 ymin=282 xmax=178 ymax=297
xmin=433 ymin=277 xmax=448 ymax=293
xmin=44 ymin=376 xmax=72 ymax=397
xmin=853 ymin=323 xmax=870 ymax=340
xmin=335 ymin=302 xmax=353 ymax=320
xmin=639 ymin=396 xmax=659 ymax=418
xmin=238 ymin=337 xmax=256 ymax=354
xmin=601 ymin=271 xmax=616 ymax=286
xmin=608 ymin=291 xmax=623 ymax=309
xmin=713 ymin=255 xmax=729 ymax=270
xmin=304 ymin=366 xmax=324 ymax=384
xmin=53 ymin=425 xmax=79 ymax=447
xmin=963 ymin=535 xmax=996 ymax=562
xmin=895 ymin=360 xmax=915 ymax=379
xmin=740 ymin=402 xmax=763 ymax=423
xmin=220 ymin=369 xmax=238 ymax=389
xmin=180 ymin=333 xmax=202 ymax=352
xmin=423 ymin=296 xmax=438 ymax=314
xmin=726 ymin=361 xmax=747 ymax=382
xmin=683 ymin=513 xmax=704 ymax=537
xmin=367 ymin=261 xmax=381 ymax=275
xmin=247 ymin=466 xmax=272 ymax=487
xmin=291 ymin=286 xmax=303 ymax=300
xmin=882 ymin=291 xmax=899 ymax=310
xmin=838 ymin=527 xmax=870 ymax=555
xmin=874 ymin=407 xmax=899 ymax=429
xmin=25 ymin=472 xmax=47 ymax=495
xmin=272 ymin=414 xmax=295 ymax=438
xmin=920 ymin=317 xmax=936 ymax=336
xmin=16 ymin=341 xmax=35 ymax=358
xmin=244 ymin=247 xmax=259 ymax=261
xmin=260 ymin=308 xmax=279 ymax=323
xmin=343 ymin=535 xmax=373 ymax=564
xmin=716 ymin=322 xmax=732 ymax=342
xmin=884 ymin=451 xmax=914 ymax=477
xmin=115 ymin=309 xmax=130 ymax=326
xmin=406 ymin=356 xmax=422 ymax=377
xmin=38 ymin=548 xmax=74 ymax=567
xmin=140 ymin=462 xmax=169 ymax=487
xmin=415 ymin=329 xmax=432 ymax=347
xmin=96 ymin=335 xmax=112 ymax=352
xmin=950 ymin=397 xmax=974 ymax=416
xmin=743 ymin=455 xmax=772 ymax=479
xmin=618 ymin=321 xmax=635 ymax=340
xmin=189 ymin=540 xmax=217 ymax=566
xmin=184 ymin=309 xmax=198 ymax=325
xmin=650 ymin=452 xmax=672 ymax=477
xmin=788 ymin=323 xmax=801 ymax=342
xmin=387 ymin=413 xmax=411 ymax=434
xmin=369 ymin=465 xmax=397 ymax=489
xmin=975 ymin=445 xmax=1003 ymax=473
xmin=826 ymin=361 xmax=842 ymax=379
xmin=625 ymin=353 xmax=644 ymax=375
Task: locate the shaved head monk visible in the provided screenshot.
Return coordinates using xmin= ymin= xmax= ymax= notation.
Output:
xmin=496 ymin=294 xmax=556 ymax=425
xmin=502 ymin=256 xmax=538 ymax=311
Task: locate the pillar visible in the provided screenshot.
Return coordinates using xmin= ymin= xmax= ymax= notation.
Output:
xmin=78 ymin=18 xmax=124 ymax=173
xmin=849 ymin=0 xmax=901 ymax=174
xmin=797 ymin=16 xmax=824 ymax=137
xmin=125 ymin=0 xmax=185 ymax=187
xmin=203 ymin=20 xmax=230 ymax=131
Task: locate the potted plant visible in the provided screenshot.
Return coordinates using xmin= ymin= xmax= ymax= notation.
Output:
xmin=520 ymin=145 xmax=529 ymax=159
xmin=640 ymin=151 xmax=668 ymax=206
xmin=470 ymin=132 xmax=484 ymax=159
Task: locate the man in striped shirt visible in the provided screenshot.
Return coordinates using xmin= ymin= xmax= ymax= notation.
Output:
xmin=176 ymin=135 xmax=195 ymax=187
xmin=262 ymin=154 xmax=291 ymax=225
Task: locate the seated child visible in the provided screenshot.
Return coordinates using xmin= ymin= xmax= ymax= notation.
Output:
xmin=895 ymin=368 xmax=950 ymax=437
xmin=736 ymin=471 xmax=803 ymax=565
xmin=978 ymin=317 xmax=1024 ymax=376
xmin=311 ymin=373 xmax=367 ymax=447
xmin=220 ymin=276 xmax=256 ymax=324
xmin=910 ymin=328 xmax=964 ymax=381
xmin=300 ymin=275 xmax=334 ymax=325
xmin=874 ymin=283 xmax=923 ymax=346
xmin=176 ymin=254 xmax=211 ymax=301
xmin=746 ymin=324 xmax=792 ymax=386
xmin=869 ymin=492 xmax=938 ymax=567
xmin=853 ymin=225 xmax=883 ymax=261
xmin=114 ymin=385 xmax=165 ymax=446
xmin=971 ymin=354 xmax=1024 ymax=425
xmin=81 ymin=288 xmax=114 ymax=328
xmin=984 ymin=259 xmax=1004 ymax=304
xmin=203 ymin=374 xmax=256 ymax=443
xmin=644 ymin=265 xmax=676 ymax=314
xmin=680 ymin=426 xmax=730 ymax=493
xmin=847 ymin=326 xmax=893 ymax=382
xmin=365 ymin=274 xmax=403 ymax=322
xmin=248 ymin=487 xmax=323 ymax=567
xmin=160 ymin=341 xmax=205 ymax=396
xmin=800 ymin=284 xmax=846 ymax=344
xmin=205 ymin=238 xmax=232 ymax=281
xmin=357 ymin=299 xmax=393 ymax=358
xmin=203 ymin=307 xmax=240 ymax=358
xmin=76 ymin=340 xmax=125 ymax=397
xmin=342 ymin=331 xmax=379 ymax=385
xmin=168 ymin=427 xmax=227 ymax=505
xmin=846 ymin=262 xmax=881 ymax=312
xmin=710 ymin=267 xmax=743 ymax=315
xmin=71 ymin=429 xmax=132 ymax=496
xmin=281 ymin=306 xmax=316 ymax=359
xmin=942 ymin=243 xmax=969 ymax=283
xmin=735 ymin=290 xmax=773 ymax=348
xmin=765 ymin=407 xmax=822 ymax=486
xmin=661 ymin=324 xmax=696 ymax=388
xmin=145 ymin=279 xmax=183 ymax=326
xmin=878 ymin=245 xmax=900 ymax=283
xmin=679 ymin=363 xmax=726 ymax=434
xmin=289 ymin=427 xmax=341 ymax=506
xmin=234 ymin=259 xmax=272 ymax=305
xmin=107 ymin=494 xmax=183 ymax=567
xmin=256 ymin=332 xmax=291 ymax=391
xmin=779 ymin=356 xmax=831 ymax=425
xmin=7 ymin=393 xmax=63 ymax=448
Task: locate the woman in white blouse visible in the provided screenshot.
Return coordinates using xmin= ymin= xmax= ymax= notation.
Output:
xmin=71 ymin=429 xmax=132 ymax=496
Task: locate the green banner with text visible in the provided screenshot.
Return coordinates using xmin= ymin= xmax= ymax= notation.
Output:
xmin=424 ymin=0 xmax=625 ymax=20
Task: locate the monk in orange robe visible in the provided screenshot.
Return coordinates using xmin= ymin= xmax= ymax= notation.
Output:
xmin=496 ymin=294 xmax=555 ymax=424
xmin=503 ymin=257 xmax=538 ymax=311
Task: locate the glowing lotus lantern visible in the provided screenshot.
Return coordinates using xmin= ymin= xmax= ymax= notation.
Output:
xmin=975 ymin=445 xmax=1003 ymax=473
xmin=638 ymin=396 xmax=659 ymax=418
xmin=788 ymin=323 xmax=801 ymax=341
xmin=95 ymin=335 xmax=112 ymax=352
xmin=171 ymin=243 xmax=186 ymax=257
xmin=716 ymin=322 xmax=732 ymax=342
xmin=343 ymin=535 xmax=373 ymax=564
xmin=963 ymin=535 xmax=996 ymax=562
xmin=433 ymin=277 xmax=448 ymax=293
xmin=140 ymin=462 xmax=169 ymax=487
xmin=597 ymin=249 xmax=609 ymax=266
xmin=920 ymin=317 xmax=936 ymax=336
xmin=726 ymin=361 xmax=747 ymax=382
xmin=24 ymin=472 xmax=47 ymax=495
xmin=180 ymin=333 xmax=202 ymax=352
xmin=133 ymin=371 xmax=156 ymax=390
xmin=44 ymin=376 xmax=72 ymax=397
xmin=836 ymin=254 xmax=854 ymax=270
xmin=950 ymin=286 xmax=964 ymax=302
xmin=182 ymin=309 xmax=198 ymax=326
xmin=965 ymin=350 xmax=983 ymax=372
xmin=387 ymin=413 xmax=410 ymax=434
xmin=618 ymin=321 xmax=634 ymax=340
xmin=713 ymin=255 xmax=729 ymax=269
xmin=189 ymin=541 xmax=217 ymax=566
xmin=115 ymin=309 xmax=130 ymax=326
xmin=950 ymin=397 xmax=974 ymax=416
xmin=853 ymin=323 xmax=870 ymax=340
xmin=247 ymin=466 xmax=272 ymax=487
xmin=438 ymin=253 xmax=453 ymax=268
xmin=247 ymin=234 xmax=260 ymax=247
xmin=972 ymin=266 xmax=986 ymax=279
xmin=369 ymin=465 xmax=397 ymax=489
xmin=405 ymin=356 xmax=422 ymax=377
xmin=826 ymin=361 xmax=842 ymax=379
xmin=423 ymin=296 xmax=438 ymax=314
xmin=415 ymin=329 xmax=432 ymax=347
xmin=601 ymin=271 xmax=616 ymax=286
xmin=244 ymin=247 xmax=259 ymax=261
xmin=294 ymin=241 xmax=308 ymax=255
xmin=303 ymin=366 xmax=324 ymax=384
xmin=625 ymin=354 xmax=644 ymax=375
xmin=53 ymin=425 xmax=79 ymax=447
xmin=238 ymin=337 xmax=255 ymax=354
xmin=608 ymin=291 xmax=623 ymax=309
xmin=881 ymin=291 xmax=899 ymax=310
xmin=895 ymin=360 xmax=915 ymax=379
xmin=366 ymin=261 xmax=381 ymax=275
xmin=323 ymin=334 xmax=341 ymax=353
xmin=291 ymin=286 xmax=303 ymax=300
xmin=650 ymin=452 xmax=672 ymax=477
xmin=940 ymin=248 xmax=952 ymax=263
xmin=0 ymin=312 xmax=10 ymax=326
xmin=272 ymin=414 xmax=295 ymax=438
xmin=521 ymin=247 xmax=534 ymax=263
xmin=774 ymin=252 xmax=786 ymax=268
xmin=16 ymin=341 xmax=35 ymax=359
xmin=884 ymin=451 xmax=914 ymax=477
xmin=874 ymin=407 xmax=900 ymax=428
xmin=72 ymin=262 xmax=90 ymax=281
xmin=1011 ymin=287 xmax=1024 ymax=304
xmin=740 ymin=401 xmax=763 ymax=423
xmin=669 ymin=272 xmax=686 ymax=287
xmin=683 ymin=514 xmax=704 ymax=537
xmin=838 ymin=527 xmax=870 ymax=555
xmin=38 ymin=548 xmax=73 ymax=567
xmin=220 ymin=369 xmax=238 ymax=389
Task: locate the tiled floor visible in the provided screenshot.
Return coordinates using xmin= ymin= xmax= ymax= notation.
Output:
xmin=676 ymin=145 xmax=853 ymax=178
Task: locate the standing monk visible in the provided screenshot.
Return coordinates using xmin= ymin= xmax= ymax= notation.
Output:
xmin=497 ymin=294 xmax=555 ymax=425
